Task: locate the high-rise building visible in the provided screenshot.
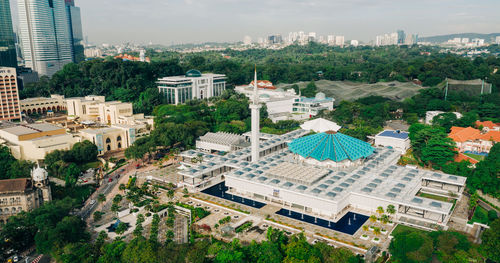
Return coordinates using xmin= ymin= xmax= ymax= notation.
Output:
xmin=0 ymin=0 xmax=17 ymax=68
xmin=496 ymin=36 xmax=500 ymax=45
xmin=65 ymin=0 xmax=84 ymax=63
xmin=0 ymin=67 xmax=22 ymax=121
xmin=18 ymin=0 xmax=73 ymax=76
xmin=397 ymin=30 xmax=406 ymax=44
xmin=335 ymin=36 xmax=345 ymax=47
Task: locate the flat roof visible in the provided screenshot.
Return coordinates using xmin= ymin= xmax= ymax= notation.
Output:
xmin=226 ymin=147 xmax=465 ymax=215
xmin=0 ymin=123 xmax=63 ymax=136
xmin=266 ymin=162 xmax=329 ymax=186
xmin=376 ymin=130 xmax=409 ymax=140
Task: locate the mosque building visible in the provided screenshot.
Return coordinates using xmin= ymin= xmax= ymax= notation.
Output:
xmin=178 ymin=70 xmax=467 ymax=230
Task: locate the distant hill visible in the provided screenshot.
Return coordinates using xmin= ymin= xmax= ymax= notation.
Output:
xmin=419 ymin=33 xmax=500 ymax=43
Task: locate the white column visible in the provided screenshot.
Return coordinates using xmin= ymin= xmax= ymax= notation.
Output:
xmin=250 ymin=104 xmax=261 ymax=163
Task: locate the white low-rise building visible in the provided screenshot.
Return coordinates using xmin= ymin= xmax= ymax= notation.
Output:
xmin=66 ymin=95 xmax=153 ymax=126
xmin=236 ymin=83 xmax=299 ymax=122
xmin=293 ymin=93 xmax=334 ymax=117
xmin=374 ymin=130 xmax=410 ymax=154
xmin=157 ymin=70 xmax=226 ymax=105
xmin=195 ymin=132 xmax=250 ymax=153
xmin=79 ymin=123 xmax=151 ymax=156
xmin=0 ymin=123 xmax=77 ymax=161
xmin=236 ymin=82 xmax=335 ymax=122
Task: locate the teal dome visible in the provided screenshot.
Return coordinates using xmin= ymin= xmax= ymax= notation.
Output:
xmin=288 ymin=131 xmax=374 ymax=162
xmin=186 ymin=69 xmax=202 ymax=77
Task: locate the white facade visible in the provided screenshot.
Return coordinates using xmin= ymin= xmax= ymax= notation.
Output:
xmin=157 ymin=70 xmax=226 ymax=105
xmin=292 ymin=93 xmax=334 ymax=117
xmin=79 ymin=123 xmax=150 ymax=156
xmin=65 ymin=96 xmax=150 ymax=126
xmin=0 ymin=123 xmax=77 ymax=161
xmin=18 ymin=0 xmax=73 ymax=76
xmin=374 ymin=130 xmax=411 ymax=154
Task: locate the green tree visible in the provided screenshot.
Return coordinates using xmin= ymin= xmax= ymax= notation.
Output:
xmin=64 ymin=163 xmax=81 ymax=187
xmin=389 ymin=230 xmax=433 ymax=263
xmin=0 ymin=145 xmax=16 ymax=180
xmin=7 ymin=160 xmax=34 ymax=179
xmin=481 ymin=219 xmax=500 ymax=262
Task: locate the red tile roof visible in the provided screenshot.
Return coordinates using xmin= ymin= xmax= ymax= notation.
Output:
xmin=478 ymin=131 xmax=500 ymax=141
xmin=250 ymin=80 xmax=276 ymax=90
xmin=475 ymin=121 xmax=500 ymax=129
xmin=449 ymin=126 xmax=500 ymax=143
xmin=449 ymin=127 xmax=481 ymax=142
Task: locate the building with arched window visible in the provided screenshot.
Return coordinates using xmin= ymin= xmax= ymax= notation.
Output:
xmin=20 ymin=94 xmax=67 ymax=116
xmin=0 ymin=166 xmax=51 ymax=224
xmin=79 ymin=123 xmax=151 ymax=156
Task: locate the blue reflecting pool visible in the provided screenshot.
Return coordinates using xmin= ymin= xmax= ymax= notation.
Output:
xmin=276 ymin=209 xmax=368 ymax=235
xmin=201 ymin=182 xmax=267 ymax=209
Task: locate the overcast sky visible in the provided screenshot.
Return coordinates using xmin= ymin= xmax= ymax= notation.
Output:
xmin=11 ymin=0 xmax=500 ymax=45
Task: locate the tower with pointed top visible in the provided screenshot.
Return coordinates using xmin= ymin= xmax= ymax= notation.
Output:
xmin=250 ymin=67 xmax=261 ymax=163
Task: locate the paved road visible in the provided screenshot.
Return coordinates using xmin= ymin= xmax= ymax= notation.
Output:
xmin=78 ymin=161 xmax=138 ymax=219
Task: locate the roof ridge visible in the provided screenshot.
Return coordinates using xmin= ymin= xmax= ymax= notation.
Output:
xmin=334 ymin=133 xmax=353 ymax=161
xmin=306 ymin=133 xmax=328 ymax=159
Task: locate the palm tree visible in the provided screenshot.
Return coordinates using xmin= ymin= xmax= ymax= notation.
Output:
xmin=362 ymin=225 xmax=369 ymax=232
xmin=166 ymin=189 xmax=175 ymax=200
xmin=373 ymin=227 xmax=381 ymax=236
xmin=376 ymin=206 xmax=384 ymax=215
xmin=386 ymin=204 xmax=396 ymax=220
xmin=369 ymin=215 xmax=377 ymax=223
xmin=381 ymin=214 xmax=389 ymax=224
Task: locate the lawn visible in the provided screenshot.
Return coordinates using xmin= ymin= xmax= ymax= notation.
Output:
xmin=468 ymin=206 xmax=491 ymax=225
xmin=79 ymin=161 xmax=102 ymax=171
xmin=463 ymin=153 xmax=485 ymax=161
xmin=391 ymin=224 xmax=428 ymax=236
xmin=417 ymin=192 xmax=452 ymax=202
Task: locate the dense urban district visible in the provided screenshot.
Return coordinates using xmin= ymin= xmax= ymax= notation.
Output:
xmin=1 ymin=41 xmax=500 ymax=263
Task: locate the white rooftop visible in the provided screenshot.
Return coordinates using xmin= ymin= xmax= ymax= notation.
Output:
xmin=300 ymin=118 xmax=341 ymax=133
xmin=198 ymin=132 xmax=245 ymax=146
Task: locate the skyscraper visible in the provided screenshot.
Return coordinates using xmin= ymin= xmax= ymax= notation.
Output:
xmin=65 ymin=0 xmax=84 ymax=63
xmin=18 ymin=0 xmax=73 ymax=76
xmin=397 ymin=30 xmax=406 ymax=45
xmin=0 ymin=0 xmax=17 ymax=68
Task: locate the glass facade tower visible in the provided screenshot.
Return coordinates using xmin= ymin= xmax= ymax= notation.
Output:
xmin=0 ymin=0 xmax=17 ymax=68
xmin=18 ymin=0 xmax=73 ymax=76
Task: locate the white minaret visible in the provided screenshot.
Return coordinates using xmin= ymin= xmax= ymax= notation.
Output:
xmin=250 ymin=67 xmax=261 ymax=163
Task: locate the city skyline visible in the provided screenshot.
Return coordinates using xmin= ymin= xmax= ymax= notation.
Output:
xmin=76 ymin=0 xmax=499 ymax=44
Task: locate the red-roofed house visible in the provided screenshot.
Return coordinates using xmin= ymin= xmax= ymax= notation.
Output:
xmin=250 ymin=80 xmax=276 ymax=90
xmin=475 ymin=121 xmax=500 ymax=132
xmin=449 ymin=126 xmax=500 ymax=153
